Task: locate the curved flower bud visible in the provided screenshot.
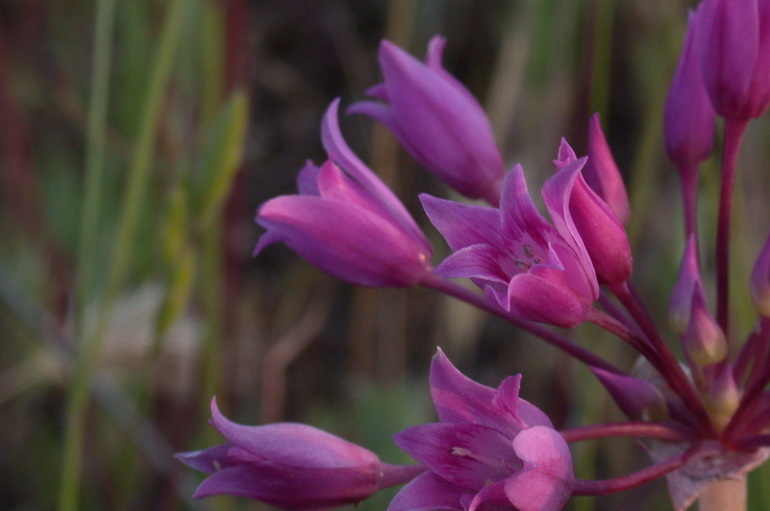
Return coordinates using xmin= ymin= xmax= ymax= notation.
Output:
xmin=348 ymin=36 xmax=505 ymax=203
xmin=254 ymin=99 xmax=432 ymax=287
xmin=583 ymin=114 xmax=631 ymax=224
xmin=177 ymin=399 xmax=412 ymax=509
xmin=751 ymin=229 xmax=770 ymax=317
xmin=683 ymin=282 xmax=727 ymax=367
xmin=553 ymin=139 xmax=632 ymax=285
xmin=591 ymin=368 xmax=668 ymax=422
xmin=664 ymin=10 xmax=716 ymax=167
xmin=669 ymin=236 xmax=701 ymax=333
xmin=389 ymin=350 xmax=573 ymax=511
xmin=421 ymin=161 xmax=598 ymax=328
xmin=697 ymin=0 xmax=760 ymax=119
xmin=744 ymin=0 xmax=770 ymax=118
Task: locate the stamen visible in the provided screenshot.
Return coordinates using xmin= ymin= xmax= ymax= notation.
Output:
xmin=523 ymin=244 xmax=534 ymax=258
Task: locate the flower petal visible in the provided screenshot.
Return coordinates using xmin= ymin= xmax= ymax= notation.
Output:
xmin=395 ymin=423 xmax=522 ymax=489
xmin=175 ymin=444 xmax=236 ymax=474
xmin=430 ymin=349 xmax=525 ymax=433
xmin=255 ymin=195 xmax=429 ymax=287
xmin=505 ymin=426 xmax=574 ymax=511
xmin=388 ymin=472 xmax=466 ymax=511
xmin=209 ymin=398 xmax=379 ymax=470
xmin=420 ymin=193 xmax=501 ymax=251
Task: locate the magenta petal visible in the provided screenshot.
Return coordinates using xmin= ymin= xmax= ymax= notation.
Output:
xmin=591 ymin=368 xmax=667 ymax=421
xmin=698 ymin=0 xmax=759 ymax=118
xmin=751 ymin=229 xmax=770 ymax=317
xmin=541 ymin=157 xmax=599 ymax=299
xmin=176 ymin=444 xmax=236 ymax=474
xmin=420 ymin=194 xmax=500 ymax=250
xmin=664 ymin=11 xmax=716 ymax=167
xmin=194 ymin=463 xmax=379 ymax=509
xmin=430 ymin=349 xmax=523 ymax=433
xmin=296 ymin=161 xmax=321 ymax=195
xmin=395 ymin=423 xmax=522 ymax=489
xmin=255 ymin=195 xmax=429 ymax=287
xmin=499 ymin=165 xmax=555 ymax=248
xmin=467 ymin=480 xmax=510 ymax=511
xmin=388 ymin=472 xmax=465 ymax=511
xmin=506 ymin=272 xmax=590 ymax=328
xmin=433 ymin=244 xmax=507 ymax=284
xmin=584 ymin=114 xmax=631 ymax=224
xmin=560 ymin=160 xmax=632 ymax=285
xmin=210 ymin=399 xmax=379 ymax=470
xmin=321 ymin=99 xmax=430 ymax=253
xmin=493 ymin=376 xmax=553 ymax=429
xmin=505 ymin=427 xmax=574 ymax=511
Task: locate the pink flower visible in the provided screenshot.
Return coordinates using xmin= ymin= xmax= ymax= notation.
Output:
xmin=349 ymin=36 xmax=505 ymax=203
xmin=421 ymin=160 xmax=598 ymax=328
xmin=254 ymin=99 xmax=432 ymax=287
xmin=390 ymin=350 xmax=573 ymax=511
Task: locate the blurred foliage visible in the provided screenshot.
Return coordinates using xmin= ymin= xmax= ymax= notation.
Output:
xmin=1 ymin=0 xmax=770 ymax=510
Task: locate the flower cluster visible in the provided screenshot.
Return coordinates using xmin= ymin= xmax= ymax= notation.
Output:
xmin=180 ymin=2 xmax=770 ymax=510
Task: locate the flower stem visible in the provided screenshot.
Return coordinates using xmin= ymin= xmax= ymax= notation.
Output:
xmin=561 ymin=421 xmax=687 ymax=443
xmin=716 ymin=118 xmax=749 ymax=335
xmin=679 ymin=161 xmax=700 ymax=245
xmin=419 ymin=274 xmax=624 ymax=374
xmin=698 ymin=477 xmax=746 ymax=511
xmin=572 ymin=444 xmax=710 ymax=496
xmin=609 ymin=282 xmax=714 ymax=435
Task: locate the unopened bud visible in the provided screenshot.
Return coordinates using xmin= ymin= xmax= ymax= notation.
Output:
xmin=591 ymin=368 xmax=668 ymax=422
xmin=683 ymin=283 xmax=727 ymax=366
xmin=669 ymin=236 xmax=701 ymax=333
xmin=751 ymin=230 xmax=770 ymax=317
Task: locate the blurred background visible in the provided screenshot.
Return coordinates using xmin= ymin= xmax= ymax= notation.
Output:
xmin=2 ymin=0 xmax=770 ymax=509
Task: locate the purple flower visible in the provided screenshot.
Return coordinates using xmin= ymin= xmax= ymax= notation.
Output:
xmin=177 ymin=399 xmax=421 ymax=509
xmin=696 ymin=0 xmax=770 ymax=119
xmin=348 ymin=36 xmax=506 ymax=204
xmin=584 ymin=114 xmax=631 ymax=224
xmin=421 ymin=161 xmax=598 ymax=328
xmin=254 ymin=99 xmax=432 ymax=287
xmin=664 ymin=9 xmax=716 ymax=167
xmin=390 ymin=350 xmax=573 ymax=511
xmin=751 ymin=229 xmax=770 ymax=317
xmin=554 ymin=140 xmax=632 ymax=286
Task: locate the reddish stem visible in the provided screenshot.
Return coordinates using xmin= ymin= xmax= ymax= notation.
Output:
xmin=561 ymin=421 xmax=687 ymax=443
xmin=609 ymin=282 xmax=714 ymax=436
xmin=716 ymin=119 xmax=749 ymax=335
xmin=572 ymin=443 xmax=719 ymax=496
xmin=679 ymin=161 xmax=700 ymax=246
xmin=419 ymin=273 xmax=624 ymax=374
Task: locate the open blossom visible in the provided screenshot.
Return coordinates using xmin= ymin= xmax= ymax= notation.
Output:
xmin=421 ymin=160 xmax=598 ymax=327
xmin=348 ymin=36 xmax=506 ymax=203
xmin=390 ymin=350 xmax=573 ymax=511
xmin=254 ymin=99 xmax=432 ymax=287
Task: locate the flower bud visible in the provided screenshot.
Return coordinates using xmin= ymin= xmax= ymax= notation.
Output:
xmin=705 ymin=365 xmax=741 ymax=421
xmin=178 ymin=399 xmax=389 ymax=508
xmin=584 ymin=114 xmax=630 ymax=224
xmin=348 ymin=36 xmax=505 ymax=203
xmin=554 ymin=140 xmax=633 ymax=285
xmin=697 ymin=0 xmax=760 ymax=119
xmin=664 ymin=10 xmax=716 ymax=167
xmin=669 ymin=236 xmax=701 ymax=333
xmin=592 ymin=368 xmax=668 ymax=421
xmin=751 ymin=229 xmax=770 ymax=317
xmin=683 ymin=283 xmax=727 ymax=366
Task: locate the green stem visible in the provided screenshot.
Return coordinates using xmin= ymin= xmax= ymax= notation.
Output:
xmin=58 ymin=2 xmax=187 ymax=510
xmin=58 ymin=0 xmax=118 ymax=508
